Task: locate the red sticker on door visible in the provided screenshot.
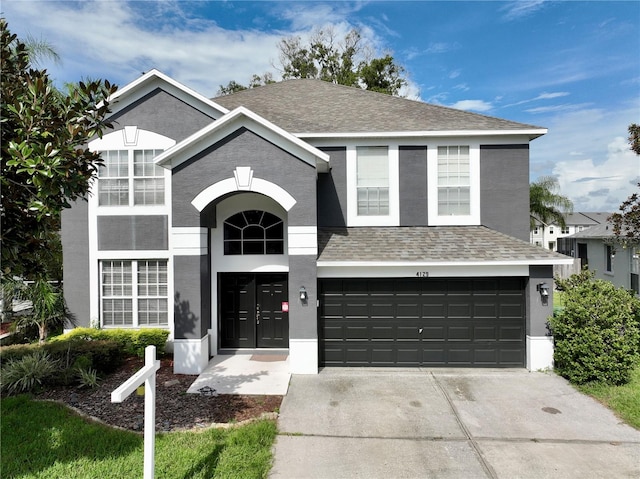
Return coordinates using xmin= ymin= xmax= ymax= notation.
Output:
xmin=281 ymin=302 xmax=289 ymax=312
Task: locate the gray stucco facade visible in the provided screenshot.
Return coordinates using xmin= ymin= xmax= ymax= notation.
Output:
xmin=60 ymin=70 xmax=569 ymax=375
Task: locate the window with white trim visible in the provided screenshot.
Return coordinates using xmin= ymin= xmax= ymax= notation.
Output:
xmin=98 ymin=149 xmax=165 ymax=206
xmin=437 ymin=146 xmax=470 ymax=216
xmin=223 ymin=210 xmax=284 ymax=255
xmin=427 ymin=143 xmax=479 ymax=226
xmin=100 ymin=260 xmax=168 ymax=327
xmin=356 ymin=146 xmax=389 ymax=216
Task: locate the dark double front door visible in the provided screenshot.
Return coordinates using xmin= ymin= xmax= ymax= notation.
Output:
xmin=220 ymin=273 xmax=289 ymax=349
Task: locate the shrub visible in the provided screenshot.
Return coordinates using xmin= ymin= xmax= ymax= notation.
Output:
xmin=1 ymin=351 xmax=59 ymax=394
xmin=1 ymin=339 xmax=123 ymax=378
xmin=76 ymin=367 xmax=99 ymax=389
xmin=52 ymin=327 xmax=169 ymax=357
xmin=549 ymin=270 xmax=640 ymax=385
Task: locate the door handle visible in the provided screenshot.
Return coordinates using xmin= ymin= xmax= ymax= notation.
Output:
xmin=256 ymin=304 xmax=260 ymax=324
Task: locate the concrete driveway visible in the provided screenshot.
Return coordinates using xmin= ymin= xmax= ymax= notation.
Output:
xmin=270 ymin=369 xmax=640 ymax=478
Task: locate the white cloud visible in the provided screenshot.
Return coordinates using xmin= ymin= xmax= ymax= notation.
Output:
xmin=552 ymin=136 xmax=638 ymax=211
xmin=4 ymin=1 xmax=285 ymax=96
xmin=525 ymin=103 xmax=593 ymax=114
xmin=500 ymin=1 xmax=548 ymax=21
xmin=449 ymin=100 xmax=493 ymax=112
xmin=531 ymin=104 xmax=640 ymax=211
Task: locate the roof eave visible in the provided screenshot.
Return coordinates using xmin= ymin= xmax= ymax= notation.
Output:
xmin=317 ymin=258 xmax=574 ymax=267
xmin=296 ymin=128 xmax=548 ymax=140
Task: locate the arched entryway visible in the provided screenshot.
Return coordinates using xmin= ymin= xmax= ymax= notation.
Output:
xmin=209 ymin=193 xmax=290 ymax=353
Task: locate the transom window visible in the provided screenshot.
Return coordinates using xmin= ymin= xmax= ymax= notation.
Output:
xmin=224 ymin=210 xmax=284 ymax=255
xmin=98 ymin=149 xmax=165 ymax=206
xmin=100 ymin=260 xmax=168 ymax=327
xmin=437 ymin=146 xmax=470 ymax=216
xmin=357 ymin=146 xmax=389 ymax=216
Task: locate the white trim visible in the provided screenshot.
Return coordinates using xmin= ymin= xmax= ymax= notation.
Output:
xmin=346 ymin=145 xmax=400 ymax=227
xmin=95 ymin=250 xmax=170 ymax=260
xmin=171 ymin=227 xmax=207 ymax=256
xmin=317 ymin=263 xmax=531 ymax=278
xmin=173 ymin=336 xmax=210 ymax=374
xmin=289 ymin=339 xmax=318 ymax=374
xmin=526 ymin=335 xmax=554 ymax=371
xmin=91 ymin=128 xmax=176 ymax=151
xmin=297 ymin=129 xmax=547 ymax=139
xmin=154 ymin=106 xmax=330 ymax=172
xmin=288 ymin=226 xmax=318 ymax=256
xmin=427 ymin=143 xmax=481 ymax=226
xmin=191 ymin=175 xmax=297 ymax=212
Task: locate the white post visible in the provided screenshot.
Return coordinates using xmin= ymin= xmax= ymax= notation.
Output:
xmin=143 ymin=346 xmax=156 ymax=479
xmin=111 ymin=345 xmax=161 ymax=479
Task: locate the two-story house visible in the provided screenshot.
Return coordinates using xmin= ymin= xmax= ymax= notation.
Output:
xmin=530 ymin=212 xmax=610 ymax=251
xmin=61 ymin=70 xmax=572 ymax=375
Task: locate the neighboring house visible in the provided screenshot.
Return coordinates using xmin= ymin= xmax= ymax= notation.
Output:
xmin=61 ymin=70 xmax=572 ymax=375
xmin=530 ymin=212 xmax=611 ymax=251
xmin=558 ymin=223 xmax=640 ymax=294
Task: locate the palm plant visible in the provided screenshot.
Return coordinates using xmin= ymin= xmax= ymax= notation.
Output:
xmin=9 ymin=277 xmax=68 ymax=343
xmin=530 ymin=176 xmax=574 ymax=230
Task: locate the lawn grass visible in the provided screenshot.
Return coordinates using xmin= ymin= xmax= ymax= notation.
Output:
xmin=1 ymin=395 xmax=277 ymax=479
xmin=577 ymin=364 xmax=640 ymax=430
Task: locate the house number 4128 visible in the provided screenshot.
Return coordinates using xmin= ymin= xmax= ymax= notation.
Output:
xmin=416 ymin=272 xmax=429 ymax=277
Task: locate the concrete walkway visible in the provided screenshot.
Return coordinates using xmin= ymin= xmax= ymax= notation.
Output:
xmin=187 ymin=354 xmax=290 ymax=395
xmin=270 ymin=369 xmax=640 ymax=478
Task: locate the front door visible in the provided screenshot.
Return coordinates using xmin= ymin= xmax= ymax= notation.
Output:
xmin=220 ymin=273 xmax=289 ymax=348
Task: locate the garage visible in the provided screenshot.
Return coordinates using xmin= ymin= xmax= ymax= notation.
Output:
xmin=319 ymin=277 xmax=525 ymax=367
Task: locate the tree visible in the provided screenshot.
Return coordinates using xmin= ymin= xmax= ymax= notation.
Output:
xmin=530 ymin=176 xmax=573 ymax=230
xmin=1 ymin=19 xmax=117 ymax=280
xmin=217 ymin=27 xmax=407 ymax=96
xmin=628 ymin=123 xmax=640 ymax=155
xmin=608 ymin=125 xmax=640 ymax=245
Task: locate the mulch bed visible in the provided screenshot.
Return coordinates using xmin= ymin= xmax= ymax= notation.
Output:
xmin=36 ymin=356 xmax=282 ymax=432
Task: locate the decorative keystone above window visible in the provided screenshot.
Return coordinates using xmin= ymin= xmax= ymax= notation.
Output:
xmin=234 ymin=166 xmax=254 ymax=190
xmin=123 ymin=126 xmax=139 ymax=146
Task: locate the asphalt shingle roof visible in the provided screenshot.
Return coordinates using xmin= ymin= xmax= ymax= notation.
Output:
xmin=214 ymin=79 xmax=544 ymax=135
xmin=317 ymin=226 xmax=569 ymax=263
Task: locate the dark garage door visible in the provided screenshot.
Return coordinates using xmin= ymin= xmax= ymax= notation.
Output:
xmin=319 ymin=277 xmax=525 ymax=367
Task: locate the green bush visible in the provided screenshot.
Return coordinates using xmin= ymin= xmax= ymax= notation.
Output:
xmin=1 ymin=351 xmax=59 ymax=394
xmin=0 ymin=339 xmax=123 ymax=377
xmin=549 ymin=270 xmax=640 ymax=385
xmin=51 ymin=327 xmax=169 ymax=357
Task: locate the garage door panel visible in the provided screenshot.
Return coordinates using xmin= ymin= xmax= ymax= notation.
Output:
xmin=422 ymin=303 xmax=446 ymax=317
xmin=499 ymin=325 xmax=524 ymax=341
xmin=319 ymin=278 xmax=525 ymax=367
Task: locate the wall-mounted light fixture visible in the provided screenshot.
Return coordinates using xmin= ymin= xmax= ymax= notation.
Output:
xmin=299 ymin=286 xmax=308 ymax=301
xmin=537 ymin=282 xmax=549 ymax=305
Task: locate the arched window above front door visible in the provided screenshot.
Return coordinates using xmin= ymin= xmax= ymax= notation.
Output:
xmin=223 ymin=210 xmax=284 ymax=255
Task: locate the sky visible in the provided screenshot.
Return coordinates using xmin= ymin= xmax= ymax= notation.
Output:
xmin=4 ymin=0 xmax=639 ymax=212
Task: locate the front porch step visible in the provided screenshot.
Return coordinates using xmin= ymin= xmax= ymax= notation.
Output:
xmin=217 ymin=348 xmax=289 ymax=356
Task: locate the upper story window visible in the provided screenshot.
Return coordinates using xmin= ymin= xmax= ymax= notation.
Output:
xmin=428 ymin=144 xmax=480 ymax=226
xmin=549 ymin=227 xmax=554 ymax=234
xmin=437 ymin=146 xmax=470 ymax=216
xmin=98 ymin=149 xmax=165 ymax=206
xmin=561 ymin=226 xmax=570 ymax=234
xmin=356 ymin=146 xmax=389 ymax=216
xmin=89 ymin=127 xmax=175 ymax=209
xmin=346 ymin=145 xmax=399 ymax=227
xmin=605 ymin=245 xmax=614 ymax=273
xmin=533 ymin=227 xmax=540 ymax=235
xmin=224 ymin=210 xmax=284 ymax=255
